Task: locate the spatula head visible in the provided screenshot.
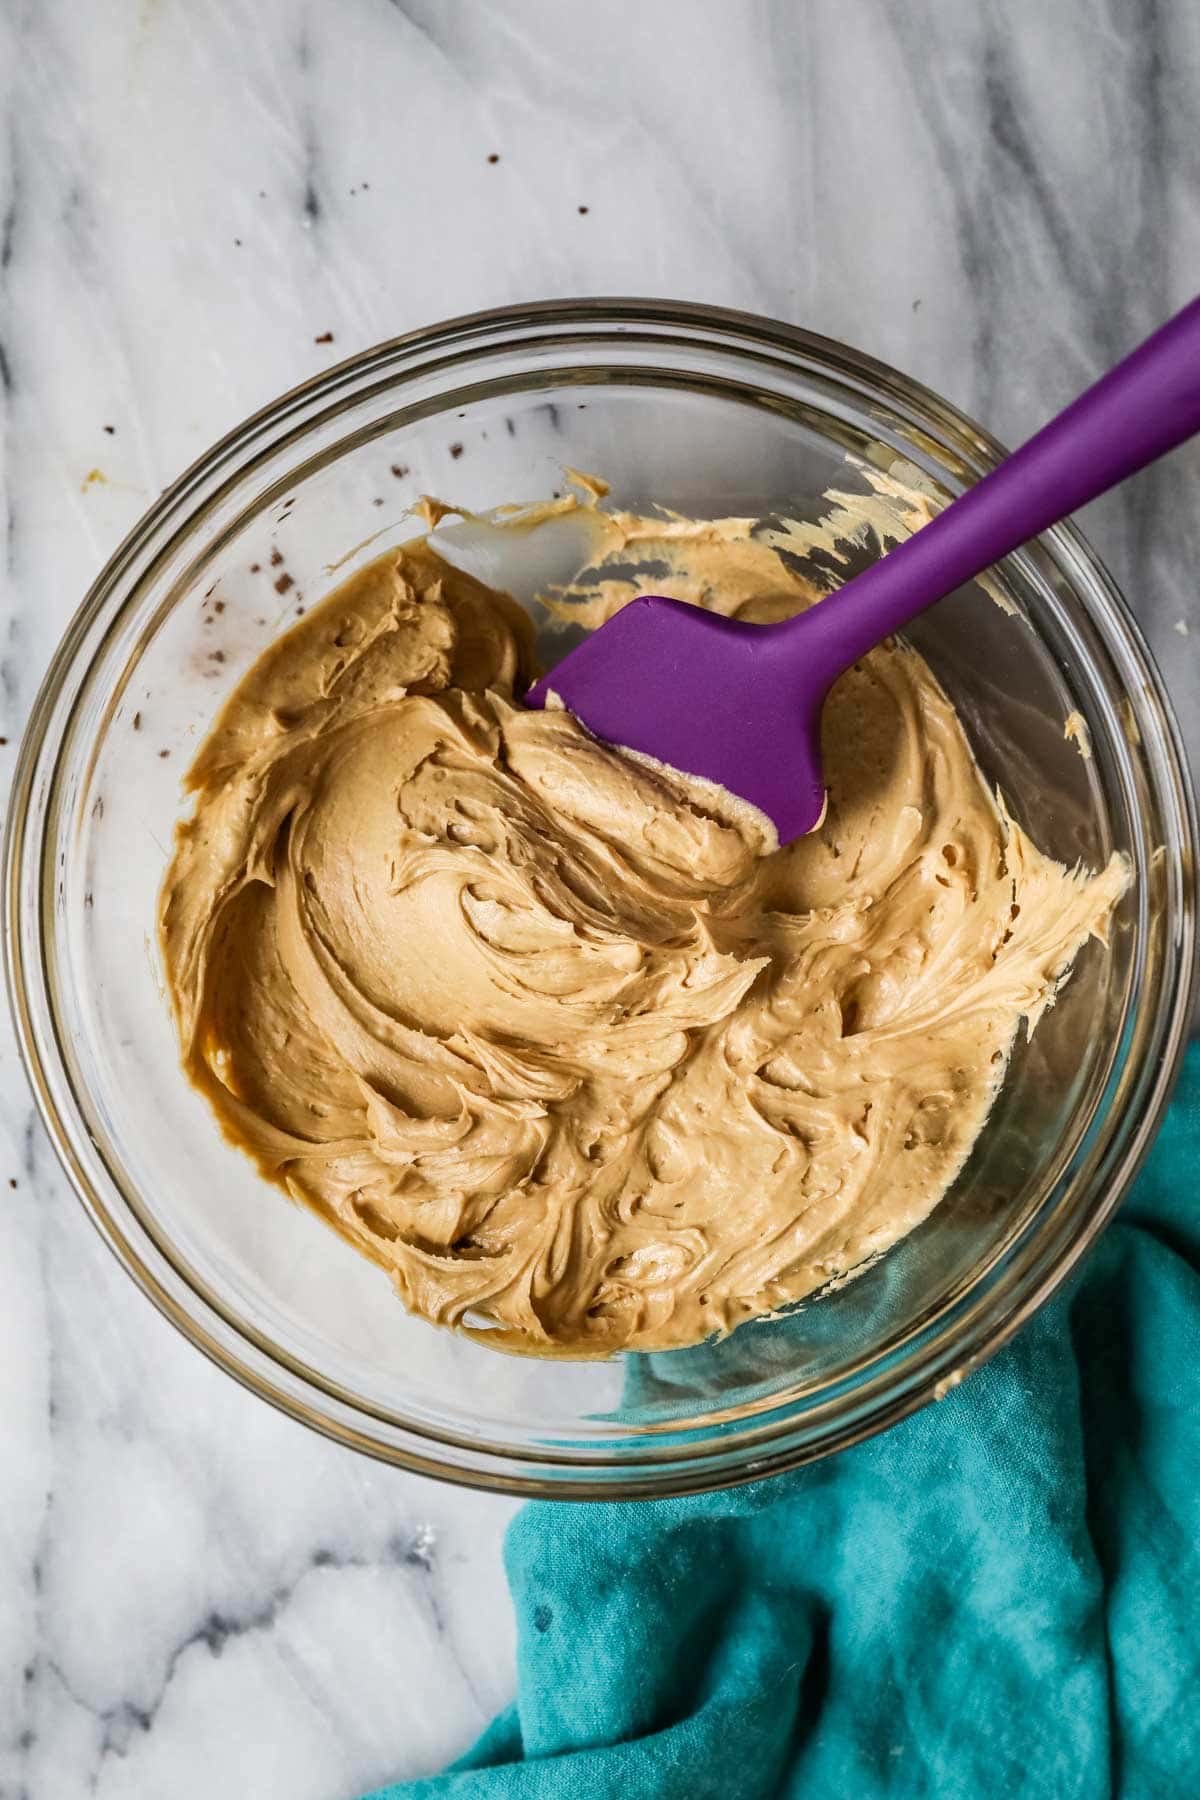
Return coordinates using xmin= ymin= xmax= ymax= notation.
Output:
xmin=524 ymin=595 xmax=828 ymax=846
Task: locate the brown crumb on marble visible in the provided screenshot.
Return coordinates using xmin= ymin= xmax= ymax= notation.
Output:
xmin=270 ymin=548 xmax=284 ymax=567
xmin=314 ymin=331 xmax=334 ymax=344
xmin=158 ymin=749 xmax=170 ymax=758
xmin=577 ymin=205 xmax=589 ymax=215
xmin=487 ymin=153 xmax=500 ymax=164
xmin=449 ymin=442 xmax=464 ymax=459
xmin=103 ymin=424 xmax=115 ymax=435
xmin=274 ymin=572 xmax=294 ymax=594
xmin=132 ymin=711 xmax=141 ymax=730
xmin=250 ymin=562 xmax=261 ymax=573
xmin=390 ymin=463 xmax=409 ymax=478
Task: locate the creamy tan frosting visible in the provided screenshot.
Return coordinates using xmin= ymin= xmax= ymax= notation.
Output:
xmin=160 ymin=479 xmax=1128 ymax=1356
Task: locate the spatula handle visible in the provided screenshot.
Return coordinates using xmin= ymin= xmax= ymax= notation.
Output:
xmin=797 ymin=295 xmax=1200 ymax=675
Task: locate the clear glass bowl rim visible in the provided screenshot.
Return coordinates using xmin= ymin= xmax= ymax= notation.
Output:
xmin=4 ymin=296 xmax=1197 ymax=1498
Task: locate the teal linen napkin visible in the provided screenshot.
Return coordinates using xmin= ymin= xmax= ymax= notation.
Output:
xmin=371 ymin=1045 xmax=1200 ymax=1800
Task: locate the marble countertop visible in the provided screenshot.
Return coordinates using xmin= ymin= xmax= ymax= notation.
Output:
xmin=1 ymin=2 xmax=1197 ymax=1795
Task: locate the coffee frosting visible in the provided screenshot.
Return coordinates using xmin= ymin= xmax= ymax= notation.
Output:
xmin=160 ymin=481 xmax=1127 ymax=1354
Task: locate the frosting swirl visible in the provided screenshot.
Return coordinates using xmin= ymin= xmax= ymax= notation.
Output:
xmin=160 ymin=494 xmax=1126 ymax=1354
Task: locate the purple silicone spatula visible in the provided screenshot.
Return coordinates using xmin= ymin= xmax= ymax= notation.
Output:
xmin=524 ymin=296 xmax=1200 ymax=844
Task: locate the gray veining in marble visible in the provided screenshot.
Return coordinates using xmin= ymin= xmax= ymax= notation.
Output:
xmin=1 ymin=1 xmax=1197 ymax=1795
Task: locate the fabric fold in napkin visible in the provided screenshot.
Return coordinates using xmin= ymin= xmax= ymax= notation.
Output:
xmin=369 ymin=1045 xmax=1200 ymax=1800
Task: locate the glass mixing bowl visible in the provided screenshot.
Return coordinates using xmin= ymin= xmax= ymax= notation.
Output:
xmin=5 ymin=301 xmax=1196 ymax=1496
